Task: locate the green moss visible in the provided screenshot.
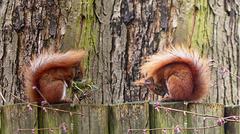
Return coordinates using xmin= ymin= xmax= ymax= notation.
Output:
xmin=62 ymin=0 xmax=98 ymax=50
xmin=173 ymin=0 xmax=212 ymax=55
xmin=173 ymin=1 xmax=196 ymax=44
xmin=61 ymin=0 xmax=99 ymax=72
xmin=191 ymin=0 xmax=212 ymax=55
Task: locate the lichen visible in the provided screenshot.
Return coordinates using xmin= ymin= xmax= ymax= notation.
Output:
xmin=61 ymin=0 xmax=99 ymax=70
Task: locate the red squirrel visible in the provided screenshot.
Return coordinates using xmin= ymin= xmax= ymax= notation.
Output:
xmin=134 ymin=46 xmax=211 ymax=102
xmin=23 ymin=50 xmax=87 ymax=104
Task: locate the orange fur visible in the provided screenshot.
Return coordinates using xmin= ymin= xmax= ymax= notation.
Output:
xmin=23 ymin=50 xmax=87 ymax=104
xmin=134 ymin=46 xmax=210 ymax=102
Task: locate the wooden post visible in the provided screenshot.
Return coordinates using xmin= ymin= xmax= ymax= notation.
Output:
xmin=109 ymin=101 xmax=150 ymax=134
xmin=187 ymin=103 xmax=225 ymax=134
xmin=1 ymin=103 xmax=38 ymax=134
xmin=225 ymin=105 xmax=240 ymax=134
xmin=74 ymin=104 xmax=109 ymax=134
xmin=150 ymin=102 xmax=187 ymax=134
xmin=39 ymin=103 xmax=75 ymax=134
xmin=0 ymin=102 xmax=237 ymax=134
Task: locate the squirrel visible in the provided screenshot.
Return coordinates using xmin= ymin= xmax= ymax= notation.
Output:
xmin=23 ymin=50 xmax=87 ymax=104
xmin=134 ymin=46 xmax=211 ymax=102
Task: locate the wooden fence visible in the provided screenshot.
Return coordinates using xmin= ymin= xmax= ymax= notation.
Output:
xmin=0 ymin=101 xmax=239 ymax=134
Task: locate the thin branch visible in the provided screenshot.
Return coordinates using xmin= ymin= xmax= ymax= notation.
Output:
xmin=0 ymin=92 xmax=7 ymax=103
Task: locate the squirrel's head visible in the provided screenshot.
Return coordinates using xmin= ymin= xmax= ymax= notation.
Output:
xmin=134 ymin=76 xmax=167 ymax=97
xmin=72 ymin=61 xmax=84 ymax=82
xmin=144 ymin=77 xmax=167 ymax=97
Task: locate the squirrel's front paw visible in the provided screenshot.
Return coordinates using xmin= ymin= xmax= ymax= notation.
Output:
xmin=60 ymin=99 xmax=72 ymax=103
xmin=161 ymin=97 xmax=175 ymax=102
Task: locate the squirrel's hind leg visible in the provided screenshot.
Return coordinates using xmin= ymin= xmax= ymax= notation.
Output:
xmin=41 ymin=80 xmax=72 ymax=104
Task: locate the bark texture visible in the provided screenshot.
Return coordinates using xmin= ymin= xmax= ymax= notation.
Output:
xmin=0 ymin=0 xmax=239 ymax=105
xmin=92 ymin=0 xmax=240 ymax=105
xmin=207 ymin=0 xmax=239 ymax=105
xmin=0 ymin=0 xmax=87 ymax=104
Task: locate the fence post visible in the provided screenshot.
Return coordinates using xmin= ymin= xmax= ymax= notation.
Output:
xmin=1 ymin=103 xmax=38 ymax=134
xmin=224 ymin=105 xmax=240 ymax=134
xmin=109 ymin=101 xmax=150 ymax=134
xmin=187 ymin=103 xmax=224 ymax=134
xmin=150 ymin=102 xmax=187 ymax=134
xmin=74 ymin=104 xmax=109 ymax=134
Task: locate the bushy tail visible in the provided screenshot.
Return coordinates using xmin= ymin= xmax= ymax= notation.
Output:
xmin=23 ymin=50 xmax=87 ymax=102
xmin=140 ymin=46 xmax=211 ymax=101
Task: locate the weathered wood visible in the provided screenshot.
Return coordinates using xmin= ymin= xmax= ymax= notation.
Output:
xmin=187 ymin=103 xmax=205 ymax=134
xmin=0 ymin=0 xmax=238 ymax=107
xmin=0 ymin=102 xmax=238 ymax=134
xmin=93 ymin=0 xmax=115 ymax=104
xmin=60 ymin=0 xmax=99 ymax=106
xmin=150 ymin=102 xmax=187 ymax=134
xmin=207 ymin=0 xmax=239 ymax=105
xmin=187 ymin=103 xmax=225 ymax=134
xmin=0 ymin=0 xmax=20 ymax=104
xmin=109 ymin=101 xmax=150 ymax=134
xmin=39 ymin=104 xmax=75 ymax=134
xmin=0 ymin=106 xmax=1 ymax=133
xmin=224 ymin=105 xmax=240 ymax=134
xmin=1 ymin=103 xmax=38 ymax=134
xmin=74 ymin=104 xmax=109 ymax=134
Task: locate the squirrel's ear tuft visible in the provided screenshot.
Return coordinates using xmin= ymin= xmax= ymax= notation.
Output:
xmin=144 ymin=77 xmax=154 ymax=85
xmin=74 ymin=61 xmax=81 ymax=67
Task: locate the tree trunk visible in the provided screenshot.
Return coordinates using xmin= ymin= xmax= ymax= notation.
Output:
xmin=0 ymin=0 xmax=74 ymax=104
xmin=0 ymin=0 xmax=239 ymax=105
xmin=91 ymin=0 xmax=240 ymax=105
xmin=207 ymin=0 xmax=239 ymax=105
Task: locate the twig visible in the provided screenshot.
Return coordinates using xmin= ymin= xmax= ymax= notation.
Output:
xmin=211 ymin=60 xmax=240 ymax=79
xmin=0 ymin=86 xmax=84 ymax=134
xmin=157 ymin=103 xmax=186 ymax=134
xmin=0 ymin=92 xmax=7 ymax=103
xmin=128 ymin=123 xmax=226 ymax=132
